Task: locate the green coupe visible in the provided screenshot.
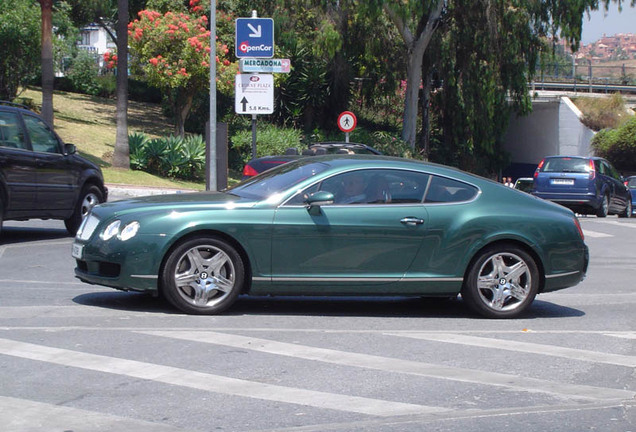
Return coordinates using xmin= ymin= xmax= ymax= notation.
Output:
xmin=73 ymin=155 xmax=588 ymax=318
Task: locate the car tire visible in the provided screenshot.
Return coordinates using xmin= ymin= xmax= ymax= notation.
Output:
xmin=618 ymin=199 xmax=632 ymax=218
xmin=161 ymin=236 xmax=245 ymax=315
xmin=461 ymin=243 xmax=539 ymax=319
xmin=64 ymin=184 xmax=104 ymax=236
xmin=595 ymin=194 xmax=609 ymax=218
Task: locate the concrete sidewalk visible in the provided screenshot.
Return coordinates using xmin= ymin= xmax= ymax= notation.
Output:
xmin=106 ymin=184 xmax=200 ymax=200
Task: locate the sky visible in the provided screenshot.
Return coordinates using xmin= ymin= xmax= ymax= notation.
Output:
xmin=581 ymin=2 xmax=636 ymax=44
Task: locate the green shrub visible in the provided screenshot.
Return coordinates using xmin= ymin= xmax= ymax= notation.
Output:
xmin=181 ymin=134 xmax=206 ymax=180
xmin=592 ymin=116 xmax=636 ymax=173
xmin=129 ymin=132 xmax=150 ymax=171
xmin=128 ymin=132 xmax=206 ymax=181
xmin=231 ymin=124 xmax=303 ymax=167
xmin=96 ymin=74 xmax=116 ymax=98
xmin=66 ymin=51 xmax=100 ymax=96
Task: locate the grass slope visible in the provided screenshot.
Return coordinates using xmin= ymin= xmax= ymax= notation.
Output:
xmin=21 ymin=88 xmax=205 ymax=190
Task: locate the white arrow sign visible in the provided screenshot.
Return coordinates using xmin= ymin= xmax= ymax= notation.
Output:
xmin=247 ymin=23 xmax=261 ymax=37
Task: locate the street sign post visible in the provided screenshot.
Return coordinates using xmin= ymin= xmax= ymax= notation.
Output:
xmin=235 ymin=17 xmax=274 ymax=58
xmin=239 ymin=58 xmax=291 ymax=74
xmin=234 ymin=74 xmax=274 ymax=115
xmin=337 ymin=111 xmax=357 ymax=142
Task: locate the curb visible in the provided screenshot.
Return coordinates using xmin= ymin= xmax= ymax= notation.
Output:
xmin=106 ymin=184 xmax=199 ymax=199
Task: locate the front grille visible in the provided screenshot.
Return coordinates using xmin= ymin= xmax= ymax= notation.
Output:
xmin=77 ymin=214 xmax=100 ymax=240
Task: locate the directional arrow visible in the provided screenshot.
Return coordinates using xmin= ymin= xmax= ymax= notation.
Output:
xmin=240 ymin=97 xmax=248 ymax=112
xmin=247 ymin=23 xmax=261 ymax=38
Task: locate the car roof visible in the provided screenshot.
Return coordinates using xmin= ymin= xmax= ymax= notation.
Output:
xmin=544 ymin=155 xmax=602 ymax=161
xmin=287 ymin=154 xmax=483 ymax=181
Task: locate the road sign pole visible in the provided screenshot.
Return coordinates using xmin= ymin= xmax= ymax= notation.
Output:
xmin=208 ymin=0 xmax=217 ymax=191
xmin=345 ymin=132 xmax=350 ymax=143
xmin=251 ymin=114 xmax=257 ymax=159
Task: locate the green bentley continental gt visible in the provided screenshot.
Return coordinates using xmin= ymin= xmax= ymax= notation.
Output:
xmin=73 ymin=155 xmax=588 ymax=318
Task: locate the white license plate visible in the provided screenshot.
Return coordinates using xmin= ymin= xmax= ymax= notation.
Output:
xmin=551 ymin=178 xmax=574 ymax=185
xmin=71 ymin=243 xmax=84 ymax=259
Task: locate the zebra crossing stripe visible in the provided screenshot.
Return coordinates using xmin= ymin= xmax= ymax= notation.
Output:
xmin=386 ymin=332 xmax=636 ymax=367
xmin=0 ymin=338 xmax=447 ymax=417
xmin=138 ymin=331 xmax=635 ymax=402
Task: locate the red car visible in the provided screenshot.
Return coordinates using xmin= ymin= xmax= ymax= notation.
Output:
xmin=242 ymin=142 xmax=382 ymax=178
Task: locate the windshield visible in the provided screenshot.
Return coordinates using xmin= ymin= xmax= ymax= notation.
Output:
xmin=628 ymin=178 xmax=636 ymax=189
xmin=541 ymin=157 xmax=590 ymax=173
xmin=226 ymin=160 xmax=330 ymax=200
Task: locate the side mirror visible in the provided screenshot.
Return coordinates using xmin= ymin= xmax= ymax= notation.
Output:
xmin=305 ymin=191 xmax=334 ymax=215
xmin=64 ymin=143 xmax=77 ymax=155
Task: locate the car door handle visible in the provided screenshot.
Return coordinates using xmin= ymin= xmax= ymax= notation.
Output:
xmin=400 ymin=217 xmax=425 ymax=226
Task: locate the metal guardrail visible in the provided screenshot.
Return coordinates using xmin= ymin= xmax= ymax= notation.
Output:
xmin=530 ymin=81 xmax=636 ymax=94
xmin=533 ymin=63 xmax=636 ymax=94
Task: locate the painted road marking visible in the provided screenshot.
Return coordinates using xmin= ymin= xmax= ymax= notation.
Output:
xmin=138 ymin=331 xmax=635 ymax=402
xmin=386 ymin=332 xmax=636 ymax=367
xmin=0 ymin=338 xmax=446 ymax=417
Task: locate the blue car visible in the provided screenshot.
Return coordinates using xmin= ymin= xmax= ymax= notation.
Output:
xmin=625 ymin=176 xmax=636 ymax=216
xmin=532 ymin=156 xmax=631 ymax=218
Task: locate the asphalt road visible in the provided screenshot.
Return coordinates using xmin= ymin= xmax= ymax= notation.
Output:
xmin=0 ymin=204 xmax=634 ymax=432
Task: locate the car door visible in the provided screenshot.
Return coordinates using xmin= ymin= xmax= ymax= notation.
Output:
xmin=0 ymin=110 xmax=37 ymax=213
xmin=270 ymin=169 xmax=430 ymax=293
xmin=23 ymin=113 xmax=77 ymax=213
xmin=602 ymin=160 xmax=629 ymax=212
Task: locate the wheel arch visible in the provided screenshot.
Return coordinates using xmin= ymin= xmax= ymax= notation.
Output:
xmin=157 ymin=229 xmax=253 ymax=296
xmin=462 ymin=239 xmax=546 ymax=293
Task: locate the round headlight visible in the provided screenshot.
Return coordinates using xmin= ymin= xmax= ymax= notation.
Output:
xmin=119 ymin=221 xmax=140 ymax=241
xmin=101 ymin=220 xmax=121 ymax=240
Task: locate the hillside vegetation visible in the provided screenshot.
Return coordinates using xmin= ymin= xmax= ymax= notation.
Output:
xmin=19 ymin=88 xmax=205 ymax=189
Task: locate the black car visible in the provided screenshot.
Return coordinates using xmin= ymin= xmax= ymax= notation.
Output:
xmin=532 ymin=155 xmax=631 ymax=218
xmin=0 ymin=101 xmax=108 ymax=236
xmin=242 ymin=142 xmax=382 ymax=178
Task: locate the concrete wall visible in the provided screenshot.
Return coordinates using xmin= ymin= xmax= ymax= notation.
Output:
xmin=502 ymin=95 xmax=595 ymax=178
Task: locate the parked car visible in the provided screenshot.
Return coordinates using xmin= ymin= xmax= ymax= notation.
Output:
xmin=532 ymin=155 xmax=631 ymax=218
xmin=624 ymin=176 xmax=636 ymax=216
xmin=73 ymin=155 xmax=588 ymax=319
xmin=242 ymin=142 xmax=381 ymax=178
xmin=0 ymin=101 xmax=107 ymax=236
xmin=513 ymin=177 xmax=533 ymax=193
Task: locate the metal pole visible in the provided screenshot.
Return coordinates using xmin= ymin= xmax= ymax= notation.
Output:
xmin=208 ymin=1 xmax=217 ymax=191
xmin=251 ymin=114 xmax=257 ymax=158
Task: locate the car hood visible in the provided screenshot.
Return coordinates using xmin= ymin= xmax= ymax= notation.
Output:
xmin=93 ymin=191 xmax=258 ymax=217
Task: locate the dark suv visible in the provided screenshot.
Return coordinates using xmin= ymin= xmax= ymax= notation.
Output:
xmin=0 ymin=101 xmax=107 ymax=236
xmin=532 ymin=155 xmax=631 ymax=218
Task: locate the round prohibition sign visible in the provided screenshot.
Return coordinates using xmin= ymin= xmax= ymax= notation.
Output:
xmin=337 ymin=111 xmax=357 ymax=133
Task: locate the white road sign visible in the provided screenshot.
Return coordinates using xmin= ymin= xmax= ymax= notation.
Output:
xmin=235 ymin=74 xmax=274 ymax=115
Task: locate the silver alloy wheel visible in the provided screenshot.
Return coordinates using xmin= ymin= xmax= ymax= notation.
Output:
xmin=80 ymin=192 xmax=100 ymax=217
xmin=173 ymin=244 xmax=236 ymax=307
xmin=476 ymin=252 xmax=531 ymax=312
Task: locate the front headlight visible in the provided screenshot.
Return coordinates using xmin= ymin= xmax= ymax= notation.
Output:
xmin=100 ymin=220 xmax=141 ymax=241
xmin=119 ymin=221 xmax=140 ymax=241
xmin=101 ymin=220 xmax=121 ymax=240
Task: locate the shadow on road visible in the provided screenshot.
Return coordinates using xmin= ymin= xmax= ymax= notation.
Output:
xmin=0 ymin=225 xmax=71 ymax=245
xmin=73 ymin=291 xmax=585 ymax=319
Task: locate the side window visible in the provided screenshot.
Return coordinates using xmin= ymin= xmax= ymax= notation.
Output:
xmin=285 ymin=169 xmax=430 ymax=206
xmin=425 ymin=175 xmax=478 ymax=203
xmin=0 ymin=112 xmax=27 ymax=150
xmin=23 ymin=115 xmax=61 ymax=154
xmin=604 ymin=161 xmax=619 ymax=180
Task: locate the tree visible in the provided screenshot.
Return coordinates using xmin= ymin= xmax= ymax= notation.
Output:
xmin=113 ymin=0 xmax=130 ymax=169
xmin=0 ymin=1 xmax=41 ymax=101
xmin=66 ymin=0 xmax=148 ymax=169
xmin=39 ymin=0 xmax=55 ymax=126
xmin=128 ymin=0 xmax=236 ymax=136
